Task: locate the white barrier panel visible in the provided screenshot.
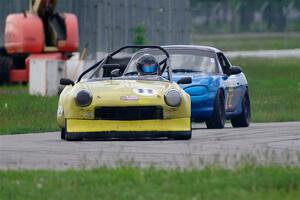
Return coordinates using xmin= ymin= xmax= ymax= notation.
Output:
xmin=29 ymin=59 xmax=96 ymax=96
xmin=29 ymin=60 xmax=65 ymax=96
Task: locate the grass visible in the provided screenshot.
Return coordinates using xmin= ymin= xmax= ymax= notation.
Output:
xmin=0 ymin=57 xmax=299 ymax=134
xmin=1 ymin=166 xmax=300 ymax=199
xmin=231 ymin=57 xmax=300 ymax=122
xmin=0 ymin=86 xmax=59 ymax=135
xmin=192 ymin=33 xmax=300 ymax=51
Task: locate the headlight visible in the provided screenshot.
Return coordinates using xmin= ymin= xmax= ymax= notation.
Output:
xmin=75 ymin=90 xmax=92 ymax=107
xmin=164 ymin=89 xmax=181 ymax=107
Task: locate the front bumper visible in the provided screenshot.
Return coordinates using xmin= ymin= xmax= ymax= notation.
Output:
xmin=65 ymin=131 xmax=191 ymax=140
xmin=66 ymin=118 xmax=191 ymax=139
xmin=190 ymin=91 xmax=215 ymax=121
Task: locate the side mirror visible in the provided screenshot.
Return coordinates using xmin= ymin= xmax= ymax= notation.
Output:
xmin=60 ymin=78 xmax=74 ymax=86
xmin=177 ymin=77 xmax=192 ymax=84
xmin=227 ymin=66 xmax=242 ymax=76
xmin=111 ymin=68 xmax=121 ymax=77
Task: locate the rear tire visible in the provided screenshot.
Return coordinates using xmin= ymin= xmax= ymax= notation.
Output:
xmin=231 ymin=91 xmax=251 ymax=127
xmin=0 ymin=55 xmax=12 ymax=84
xmin=206 ymin=90 xmax=225 ymax=129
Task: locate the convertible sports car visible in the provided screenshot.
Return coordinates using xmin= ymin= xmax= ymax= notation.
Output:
xmin=57 ymin=45 xmax=192 ymax=141
xmin=137 ymin=45 xmax=251 ymax=129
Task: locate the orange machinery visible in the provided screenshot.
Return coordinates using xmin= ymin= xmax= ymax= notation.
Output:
xmin=0 ymin=0 xmax=79 ymax=83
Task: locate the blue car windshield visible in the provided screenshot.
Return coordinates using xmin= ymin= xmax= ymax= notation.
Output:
xmin=124 ymin=48 xmax=217 ymax=76
xmin=170 ymin=54 xmax=216 ymax=74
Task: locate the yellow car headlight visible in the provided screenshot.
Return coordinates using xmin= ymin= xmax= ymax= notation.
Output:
xmin=164 ymin=89 xmax=181 ymax=107
xmin=75 ymin=90 xmax=92 ymax=107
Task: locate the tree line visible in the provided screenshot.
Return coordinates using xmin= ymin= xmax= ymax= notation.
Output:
xmin=190 ymin=0 xmax=300 ymax=33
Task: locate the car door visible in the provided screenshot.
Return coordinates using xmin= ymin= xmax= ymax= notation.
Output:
xmin=217 ymin=53 xmax=241 ymax=112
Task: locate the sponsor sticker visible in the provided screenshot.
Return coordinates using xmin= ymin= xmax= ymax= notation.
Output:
xmin=133 ymin=88 xmax=157 ymax=96
xmin=120 ymin=96 xmax=139 ymax=101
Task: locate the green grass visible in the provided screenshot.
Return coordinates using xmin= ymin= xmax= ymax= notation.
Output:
xmin=1 ymin=166 xmax=300 ymax=199
xmin=231 ymin=57 xmax=300 ymax=122
xmin=0 ymin=57 xmax=299 ymax=134
xmin=192 ymin=33 xmax=300 ymax=51
xmin=0 ymin=87 xmax=59 ymax=135
xmin=0 ymin=84 xmax=28 ymax=93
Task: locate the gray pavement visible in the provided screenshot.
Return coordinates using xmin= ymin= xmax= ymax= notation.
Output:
xmin=0 ymin=122 xmax=300 ymax=170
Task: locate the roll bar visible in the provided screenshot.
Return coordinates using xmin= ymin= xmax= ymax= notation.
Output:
xmin=77 ymin=45 xmax=170 ymax=82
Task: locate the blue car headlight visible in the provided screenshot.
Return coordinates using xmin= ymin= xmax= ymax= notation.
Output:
xmin=184 ymin=86 xmax=207 ymax=96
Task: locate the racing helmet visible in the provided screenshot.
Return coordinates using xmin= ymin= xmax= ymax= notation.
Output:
xmin=136 ymin=54 xmax=160 ymax=75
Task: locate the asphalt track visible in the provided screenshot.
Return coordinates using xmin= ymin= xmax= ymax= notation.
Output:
xmin=0 ymin=122 xmax=300 ymax=170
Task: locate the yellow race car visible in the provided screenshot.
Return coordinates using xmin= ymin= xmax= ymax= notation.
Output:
xmin=57 ymin=45 xmax=192 ymax=140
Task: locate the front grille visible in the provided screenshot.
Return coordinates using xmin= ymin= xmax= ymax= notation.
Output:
xmin=95 ymin=106 xmax=163 ymax=120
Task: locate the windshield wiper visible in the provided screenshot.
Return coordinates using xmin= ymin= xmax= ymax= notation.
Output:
xmin=173 ymin=69 xmax=202 ymax=73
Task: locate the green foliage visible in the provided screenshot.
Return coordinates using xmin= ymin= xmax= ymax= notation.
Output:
xmin=133 ymin=24 xmax=147 ymax=45
xmin=191 ymin=0 xmax=300 ymax=33
xmin=1 ymin=166 xmax=300 ymax=199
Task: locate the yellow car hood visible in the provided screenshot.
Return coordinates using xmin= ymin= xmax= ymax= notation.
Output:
xmin=78 ymin=79 xmax=174 ymax=106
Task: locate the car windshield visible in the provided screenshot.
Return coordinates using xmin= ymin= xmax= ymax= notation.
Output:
xmin=124 ymin=48 xmax=217 ymax=76
xmin=124 ymin=51 xmax=167 ymax=76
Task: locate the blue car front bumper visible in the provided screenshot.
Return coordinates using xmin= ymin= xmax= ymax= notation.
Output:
xmin=188 ymin=91 xmax=216 ymax=122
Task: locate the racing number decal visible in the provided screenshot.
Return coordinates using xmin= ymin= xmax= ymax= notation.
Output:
xmin=226 ymin=81 xmax=233 ymax=110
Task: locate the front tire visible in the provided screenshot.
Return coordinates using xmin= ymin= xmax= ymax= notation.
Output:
xmin=65 ymin=132 xmax=83 ymax=141
xmin=171 ymin=131 xmax=192 ymax=140
xmin=231 ymin=91 xmax=251 ymax=127
xmin=61 ymin=128 xmax=66 ymax=140
xmin=206 ymin=90 xmax=225 ymax=129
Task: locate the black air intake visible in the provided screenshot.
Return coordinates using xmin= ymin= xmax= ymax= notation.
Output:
xmin=95 ymin=106 xmax=163 ymax=120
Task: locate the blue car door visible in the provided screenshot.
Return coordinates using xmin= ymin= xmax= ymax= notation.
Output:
xmin=227 ymin=73 xmax=245 ymax=111
xmin=217 ymin=53 xmax=243 ymax=112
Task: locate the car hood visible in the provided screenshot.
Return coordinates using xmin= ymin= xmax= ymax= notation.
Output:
xmin=74 ymin=79 xmax=175 ymax=102
xmin=172 ymin=73 xmax=221 ymax=90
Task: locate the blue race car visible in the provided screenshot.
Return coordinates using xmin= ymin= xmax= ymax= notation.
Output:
xmin=161 ymin=45 xmax=251 ymax=129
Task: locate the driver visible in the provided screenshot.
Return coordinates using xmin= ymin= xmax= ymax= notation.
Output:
xmin=136 ymin=54 xmax=160 ymax=76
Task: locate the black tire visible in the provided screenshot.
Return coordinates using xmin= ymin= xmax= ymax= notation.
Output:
xmin=61 ymin=128 xmax=66 ymax=140
xmin=0 ymin=55 xmax=12 ymax=84
xmin=231 ymin=91 xmax=251 ymax=127
xmin=65 ymin=132 xmax=83 ymax=141
xmin=170 ymin=121 xmax=192 ymax=140
xmin=206 ymin=90 xmax=225 ymax=129
xmin=171 ymin=131 xmax=192 ymax=140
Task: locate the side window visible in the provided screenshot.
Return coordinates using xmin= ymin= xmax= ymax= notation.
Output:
xmin=217 ymin=53 xmax=231 ymax=74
